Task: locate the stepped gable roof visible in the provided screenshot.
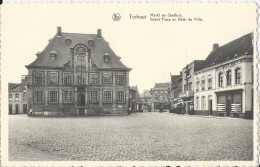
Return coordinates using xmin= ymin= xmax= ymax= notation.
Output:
xmin=9 ymin=82 xmax=27 ymax=92
xmin=26 ymin=31 xmax=130 ymax=70
xmin=203 ymin=33 xmax=253 ymax=69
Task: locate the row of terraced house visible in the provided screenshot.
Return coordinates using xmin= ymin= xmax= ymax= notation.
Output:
xmin=170 ymin=33 xmax=254 ymax=119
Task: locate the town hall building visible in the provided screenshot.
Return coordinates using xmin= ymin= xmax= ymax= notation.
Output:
xmin=26 ymin=27 xmax=131 ymax=116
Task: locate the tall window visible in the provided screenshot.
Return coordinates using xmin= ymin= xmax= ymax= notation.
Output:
xmin=201 ymin=96 xmax=206 ymax=110
xmin=196 ymin=79 xmax=199 ymax=91
xmin=196 ymin=96 xmax=199 ymax=110
xmin=188 ymin=82 xmax=192 ymax=91
xmin=201 ymin=77 xmax=205 ymax=90
xmin=226 ymin=70 xmax=232 ymax=86
xmin=15 ymin=93 xmax=19 ymax=101
xmin=77 ymin=56 xmax=86 ymax=67
xmin=90 ymin=90 xmax=99 ymax=103
xmin=208 ymin=75 xmax=212 ymax=90
xmin=117 ymin=74 xmax=125 ymax=85
xmin=184 ymin=84 xmax=187 ymax=91
xmin=33 ymin=72 xmax=44 ymax=85
xmin=64 ymin=90 xmax=72 ymax=103
xmin=219 ymin=72 xmax=223 ymax=87
xmin=235 ymin=68 xmax=241 ymax=84
xmin=49 ymin=72 xmax=58 ymax=85
xmin=63 ymin=72 xmax=72 ymax=85
xmin=117 ymin=91 xmax=125 ymax=103
xmin=77 ymin=73 xmax=86 ymax=85
xmin=23 ymin=92 xmax=27 ymax=101
xmin=34 ymin=90 xmax=44 ymax=103
xmin=76 ymin=46 xmax=87 ymax=67
xmin=9 ymin=94 xmax=12 ymax=101
xmin=103 ymin=73 xmax=112 ymax=85
xmin=89 ymin=73 xmax=99 ymax=85
xmin=103 ymin=90 xmax=112 ymax=103
xmin=49 ymin=90 xmax=58 ymax=103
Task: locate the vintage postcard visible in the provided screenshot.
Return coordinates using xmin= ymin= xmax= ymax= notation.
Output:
xmin=1 ymin=1 xmax=259 ymax=166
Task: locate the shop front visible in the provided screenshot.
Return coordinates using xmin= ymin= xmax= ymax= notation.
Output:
xmin=216 ymin=89 xmax=243 ymax=117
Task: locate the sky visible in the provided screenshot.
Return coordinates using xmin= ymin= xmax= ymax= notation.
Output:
xmin=2 ymin=3 xmax=257 ymax=93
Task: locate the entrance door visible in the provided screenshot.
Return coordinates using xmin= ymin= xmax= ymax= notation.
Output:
xmin=15 ymin=104 xmax=19 ymax=114
xmin=23 ymin=104 xmax=27 ymax=114
xmin=77 ymin=94 xmax=85 ymax=106
xmin=9 ymin=104 xmax=12 ymax=114
xmin=208 ymin=100 xmax=212 ymax=115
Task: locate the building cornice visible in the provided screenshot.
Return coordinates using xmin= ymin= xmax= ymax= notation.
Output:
xmin=194 ymin=55 xmax=253 ymax=75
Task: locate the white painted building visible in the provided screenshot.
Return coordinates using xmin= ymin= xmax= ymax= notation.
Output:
xmin=193 ymin=33 xmax=253 ymax=118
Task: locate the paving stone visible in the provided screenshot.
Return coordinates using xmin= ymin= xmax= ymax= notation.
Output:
xmin=8 ymin=113 xmax=253 ymax=161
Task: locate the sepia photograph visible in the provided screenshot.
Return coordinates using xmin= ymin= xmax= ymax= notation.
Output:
xmin=1 ymin=2 xmax=259 ymax=166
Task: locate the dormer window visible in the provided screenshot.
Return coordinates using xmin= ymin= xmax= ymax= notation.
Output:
xmin=50 ymin=51 xmax=57 ymax=60
xmin=88 ymin=40 xmax=94 ymax=47
xmin=104 ymin=53 xmax=110 ymax=63
xmin=65 ymin=37 xmax=72 ymax=45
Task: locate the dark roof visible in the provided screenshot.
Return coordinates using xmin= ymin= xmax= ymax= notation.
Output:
xmin=130 ymin=86 xmax=138 ymax=92
xmin=171 ymin=75 xmax=180 ymax=89
xmin=194 ymin=60 xmax=205 ymax=72
xmin=26 ymin=30 xmax=130 ymax=70
xmin=9 ymin=82 xmax=27 ymax=92
xmin=153 ymin=82 xmax=170 ymax=89
xmin=203 ymin=33 xmax=253 ymax=69
xmin=8 ymin=83 xmax=19 ymax=90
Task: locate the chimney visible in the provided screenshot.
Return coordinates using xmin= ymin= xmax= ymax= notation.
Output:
xmin=213 ymin=43 xmax=219 ymax=51
xmin=97 ymin=29 xmax=102 ymax=38
xmin=57 ymin=26 xmax=62 ymax=37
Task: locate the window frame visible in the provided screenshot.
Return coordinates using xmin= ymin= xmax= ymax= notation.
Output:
xmin=117 ymin=91 xmax=125 ymax=103
xmin=235 ymin=67 xmax=241 ymax=84
xmin=23 ymin=92 xmax=27 ymax=101
xmin=49 ymin=90 xmax=59 ymax=104
xmin=116 ymin=73 xmax=126 ymax=85
xmin=48 ymin=72 xmax=59 ymax=85
xmin=90 ymin=90 xmax=99 ymax=103
xmin=219 ymin=72 xmax=223 ymax=87
xmin=89 ymin=73 xmax=99 ymax=85
xmin=34 ymin=90 xmax=44 ymax=103
xmin=208 ymin=75 xmax=212 ymax=90
xmin=63 ymin=90 xmax=72 ymax=103
xmin=63 ymin=72 xmax=72 ymax=85
xmin=226 ymin=70 xmax=232 ymax=86
xmin=33 ymin=72 xmax=44 ymax=85
xmin=103 ymin=73 xmax=113 ymax=85
xmin=201 ymin=76 xmax=205 ymax=90
xmin=103 ymin=90 xmax=112 ymax=104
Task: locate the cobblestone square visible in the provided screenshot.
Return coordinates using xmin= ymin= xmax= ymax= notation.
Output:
xmin=9 ymin=113 xmax=253 ymax=161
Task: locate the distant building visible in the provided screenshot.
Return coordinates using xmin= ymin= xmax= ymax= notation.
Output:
xmin=9 ymin=75 xmax=28 ymax=114
xmin=129 ymin=86 xmax=142 ymax=112
xmin=180 ymin=60 xmax=204 ymax=114
xmin=151 ymin=83 xmax=171 ymax=112
xmin=26 ymin=27 xmax=131 ymax=116
xmin=140 ymin=89 xmax=152 ymax=111
xmin=170 ymin=73 xmax=182 ymax=110
xmin=194 ymin=33 xmax=253 ymax=118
